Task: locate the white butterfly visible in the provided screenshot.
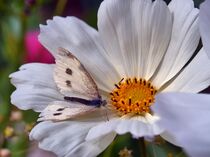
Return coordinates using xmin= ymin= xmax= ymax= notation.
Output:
xmin=38 ymin=47 xmax=107 ymax=122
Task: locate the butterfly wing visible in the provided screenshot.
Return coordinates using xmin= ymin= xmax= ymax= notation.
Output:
xmin=38 ymin=101 xmax=97 ymax=122
xmin=54 ymin=47 xmax=100 ymax=100
xmin=39 ymin=48 xmax=103 ymax=121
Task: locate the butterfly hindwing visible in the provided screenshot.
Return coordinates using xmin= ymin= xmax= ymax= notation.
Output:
xmin=38 ymin=101 xmax=97 ymax=121
xmin=54 ymin=47 xmax=100 ymax=100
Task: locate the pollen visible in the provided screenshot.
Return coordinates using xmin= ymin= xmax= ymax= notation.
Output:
xmin=110 ymin=78 xmax=157 ymax=116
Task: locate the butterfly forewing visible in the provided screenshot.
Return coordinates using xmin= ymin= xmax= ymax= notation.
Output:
xmin=40 ymin=48 xmax=104 ymax=121
xmin=54 ymin=47 xmax=100 ymax=100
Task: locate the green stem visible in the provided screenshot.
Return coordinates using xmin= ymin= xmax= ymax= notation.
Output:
xmin=139 ymin=137 xmax=147 ymax=157
xmin=54 ymin=0 xmax=68 ymax=16
xmin=18 ymin=12 xmax=27 ymax=65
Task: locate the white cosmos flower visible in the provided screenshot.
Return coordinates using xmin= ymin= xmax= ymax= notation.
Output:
xmin=151 ymin=1 xmax=210 ymax=157
xmin=200 ymin=0 xmax=210 ymax=57
xmin=152 ymin=93 xmax=210 ymax=157
xmin=10 ymin=0 xmax=210 ymax=156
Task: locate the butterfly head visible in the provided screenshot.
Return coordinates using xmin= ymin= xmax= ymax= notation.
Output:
xmin=97 ymin=95 xmax=107 ymax=106
xmin=89 ymin=99 xmax=107 ymax=107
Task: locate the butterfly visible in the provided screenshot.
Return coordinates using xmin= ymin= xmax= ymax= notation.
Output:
xmin=38 ymin=47 xmax=107 ymax=121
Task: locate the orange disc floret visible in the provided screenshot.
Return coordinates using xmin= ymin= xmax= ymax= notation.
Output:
xmin=110 ymin=78 xmax=157 ymax=116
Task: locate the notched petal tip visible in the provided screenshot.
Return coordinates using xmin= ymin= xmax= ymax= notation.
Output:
xmin=87 ymin=117 xmax=163 ymax=141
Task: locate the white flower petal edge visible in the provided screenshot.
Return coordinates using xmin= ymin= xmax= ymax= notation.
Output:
xmin=163 ymin=48 xmax=210 ymax=93
xmin=39 ymin=16 xmax=120 ymax=92
xmin=152 ymin=92 xmax=210 ymax=157
xmin=30 ymin=121 xmax=116 ymax=157
xmin=200 ymin=0 xmax=210 ymax=57
xmin=9 ymin=63 xmax=63 ymax=112
xmin=152 ymin=0 xmax=200 ymax=87
xmin=86 ymin=114 xmax=163 ymax=140
xmin=98 ymin=0 xmax=172 ymax=79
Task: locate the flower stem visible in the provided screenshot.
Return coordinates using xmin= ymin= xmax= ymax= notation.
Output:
xmin=54 ymin=0 xmax=67 ymax=16
xmin=139 ymin=137 xmax=147 ymax=157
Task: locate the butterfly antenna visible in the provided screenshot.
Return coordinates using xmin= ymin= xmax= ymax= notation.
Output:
xmin=102 ymin=104 xmax=109 ymax=121
xmin=101 ymin=100 xmax=109 ymax=121
xmin=105 ymin=108 xmax=109 ymax=121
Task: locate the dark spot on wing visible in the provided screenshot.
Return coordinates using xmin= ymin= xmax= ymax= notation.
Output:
xmin=66 ymin=52 xmax=75 ymax=59
xmin=53 ymin=113 xmax=62 ymax=116
xmin=66 ymin=68 xmax=72 ymax=75
xmin=78 ymin=64 xmax=89 ymax=75
xmin=58 ymin=47 xmax=74 ymax=59
xmin=66 ymin=80 xmax=71 ymax=87
xmin=56 ymin=108 xmax=65 ymax=111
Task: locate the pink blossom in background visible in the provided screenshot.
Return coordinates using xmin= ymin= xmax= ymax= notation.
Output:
xmin=24 ymin=31 xmax=55 ymax=63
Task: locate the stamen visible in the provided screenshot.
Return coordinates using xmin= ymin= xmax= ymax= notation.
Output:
xmin=115 ymin=84 xmax=120 ymax=89
xmin=119 ymin=78 xmax=124 ymax=84
xmin=129 ymin=98 xmax=131 ymax=105
xmin=126 ymin=79 xmax=129 ymax=85
xmin=110 ymin=77 xmax=157 ymax=116
xmin=134 ymin=78 xmax=137 ymax=83
xmin=115 ymin=92 xmax=119 ymax=96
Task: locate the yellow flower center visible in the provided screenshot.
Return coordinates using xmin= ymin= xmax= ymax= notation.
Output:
xmin=110 ymin=78 xmax=157 ymax=116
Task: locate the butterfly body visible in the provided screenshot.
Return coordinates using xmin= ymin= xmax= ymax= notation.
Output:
xmin=39 ymin=47 xmax=107 ymax=121
xmin=64 ymin=96 xmax=107 ymax=107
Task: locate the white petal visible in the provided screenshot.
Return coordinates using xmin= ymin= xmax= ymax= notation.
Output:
xmin=30 ymin=121 xmax=116 ymax=157
xmin=10 ymin=63 xmax=62 ymax=112
xmin=200 ymin=0 xmax=210 ymax=57
xmin=163 ymin=48 xmax=210 ymax=93
xmin=39 ymin=16 xmax=120 ymax=92
xmin=152 ymin=92 xmax=210 ymax=157
xmin=87 ymin=114 xmax=163 ymax=140
xmin=10 ymin=63 xmax=55 ymax=88
xmin=152 ymin=0 xmax=200 ymax=88
xmin=68 ymin=132 xmax=116 ymax=157
xmin=27 ymin=142 xmax=56 ymax=157
xmin=98 ymin=0 xmax=172 ymax=79
xmin=160 ymin=131 xmax=179 ymax=146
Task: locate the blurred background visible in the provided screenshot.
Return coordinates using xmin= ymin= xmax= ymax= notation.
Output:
xmin=0 ymin=0 xmax=205 ymax=157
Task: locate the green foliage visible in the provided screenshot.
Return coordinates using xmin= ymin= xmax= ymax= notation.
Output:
xmin=99 ymin=134 xmax=188 ymax=157
xmin=7 ymin=135 xmax=29 ymax=157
